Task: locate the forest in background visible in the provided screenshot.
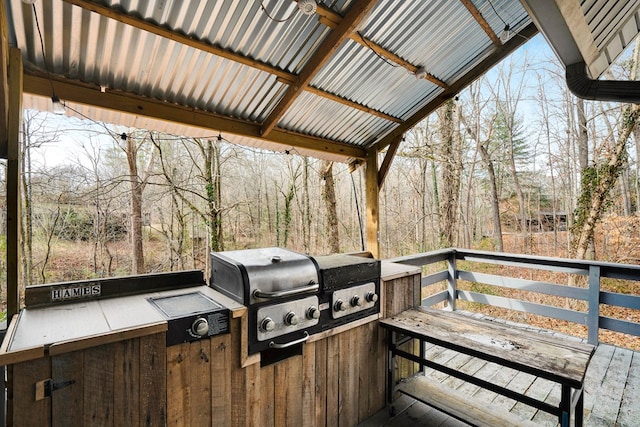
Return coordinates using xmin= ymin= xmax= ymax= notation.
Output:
xmin=2 ymin=35 xmax=640 ymax=352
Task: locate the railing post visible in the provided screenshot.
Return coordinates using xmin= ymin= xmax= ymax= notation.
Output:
xmin=447 ymin=251 xmax=457 ymax=311
xmin=587 ymin=265 xmax=600 ymax=345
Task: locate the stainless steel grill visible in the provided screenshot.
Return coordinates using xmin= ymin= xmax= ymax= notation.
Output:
xmin=209 ymin=247 xmax=380 ymax=358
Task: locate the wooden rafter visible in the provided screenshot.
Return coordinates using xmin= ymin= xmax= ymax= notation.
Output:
xmin=62 ymin=0 xmax=297 ymax=82
xmin=459 ymin=0 xmax=502 ymax=47
xmin=62 ymin=0 xmax=399 ymax=126
xmin=316 ymin=3 xmax=446 ymax=87
xmin=303 ymin=85 xmax=402 ymax=123
xmin=23 ymin=73 xmax=367 ymax=160
xmin=317 ymin=10 xmax=447 ymax=88
xmin=373 ymin=22 xmax=538 ymax=152
xmin=260 ymin=0 xmax=379 ymax=137
xmin=378 ymin=135 xmax=401 ymax=188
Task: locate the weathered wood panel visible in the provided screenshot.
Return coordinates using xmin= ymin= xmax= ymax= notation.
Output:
xmin=258 ymin=363 xmax=275 ymax=427
xmin=302 ymin=340 xmax=317 ymax=427
xmin=210 ymin=332 xmax=232 ymax=427
xmin=313 ymin=338 xmax=328 ymax=427
xmin=114 ymin=338 xmax=140 ymax=427
xmin=12 ymin=356 xmax=51 ymax=427
xmin=166 ymin=342 xmax=190 ymax=426
xmin=326 ymin=334 xmax=340 ymax=427
xmin=338 ymin=328 xmax=358 ymax=427
xmin=51 ymin=351 xmax=83 ymax=427
xmin=230 ymin=318 xmax=248 ymax=427
xmin=190 ymin=339 xmax=212 ymax=426
xmin=83 ymin=344 xmax=114 ymax=426
xmin=275 ymin=354 xmax=303 ymax=426
xmin=383 ymin=270 xmax=422 ymax=383
xmin=139 ymin=333 xmax=166 ymax=426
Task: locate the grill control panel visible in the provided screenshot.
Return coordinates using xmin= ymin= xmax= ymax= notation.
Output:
xmin=331 ymin=282 xmax=377 ymax=319
xmin=256 ymin=295 xmax=320 ymax=341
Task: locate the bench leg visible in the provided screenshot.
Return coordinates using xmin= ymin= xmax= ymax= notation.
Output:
xmin=560 ymin=384 xmax=571 ymax=427
xmin=575 ymin=388 xmax=584 ymax=427
xmin=387 ymin=330 xmax=395 ymax=404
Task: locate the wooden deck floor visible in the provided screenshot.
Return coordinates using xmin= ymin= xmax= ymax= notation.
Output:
xmin=359 ymin=313 xmax=640 ymax=427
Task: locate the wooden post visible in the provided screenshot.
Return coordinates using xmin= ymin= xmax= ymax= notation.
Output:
xmin=365 ymin=149 xmax=379 ymax=258
xmin=7 ymin=47 xmax=22 ymax=320
xmin=587 ymin=265 xmax=600 ymax=345
xmin=0 ymin=0 xmax=9 ymax=158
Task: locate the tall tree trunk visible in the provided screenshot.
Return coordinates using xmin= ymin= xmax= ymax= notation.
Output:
xmin=126 ymin=134 xmax=145 ymax=274
xmin=459 ymin=109 xmax=504 ymax=251
xmin=573 ymin=105 xmax=640 ymax=259
xmin=321 ymin=160 xmax=340 ymax=253
xmin=205 ymin=139 xmax=223 ymax=252
xmin=302 ymin=157 xmax=311 ymax=252
xmin=479 ymin=143 xmax=504 ymax=252
xmin=21 ymin=119 xmax=33 ymax=285
xmin=437 ymin=100 xmax=460 ymax=247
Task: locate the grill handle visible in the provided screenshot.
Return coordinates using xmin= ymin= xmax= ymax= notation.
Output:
xmin=252 ymin=283 xmax=319 ymax=299
xmin=268 ymin=331 xmax=309 ymax=349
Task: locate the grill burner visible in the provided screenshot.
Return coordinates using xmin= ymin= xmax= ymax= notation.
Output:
xmin=148 ymin=291 xmax=230 ymax=346
xmin=210 ymin=248 xmax=380 ymax=357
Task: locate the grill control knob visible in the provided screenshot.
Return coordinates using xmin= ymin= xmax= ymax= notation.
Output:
xmin=334 ymin=299 xmax=346 ymax=312
xmin=261 ymin=317 xmax=276 ymax=332
xmin=191 ymin=318 xmax=209 ymax=337
xmin=284 ymin=311 xmax=299 ymax=326
xmin=350 ymin=295 xmax=363 ymax=307
xmin=306 ymin=306 xmax=320 ymax=320
xmin=365 ymin=291 xmax=378 ymax=303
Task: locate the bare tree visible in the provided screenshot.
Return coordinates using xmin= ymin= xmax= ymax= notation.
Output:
xmin=321 ymin=160 xmax=339 ymax=253
xmin=437 ymin=99 xmax=462 ymax=247
xmin=117 ymin=131 xmax=154 ymax=273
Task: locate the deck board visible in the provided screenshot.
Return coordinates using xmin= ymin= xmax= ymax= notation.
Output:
xmin=360 ymin=314 xmax=639 ymax=427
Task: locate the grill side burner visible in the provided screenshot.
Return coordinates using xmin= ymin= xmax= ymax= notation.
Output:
xmin=313 ymin=254 xmax=381 ymax=330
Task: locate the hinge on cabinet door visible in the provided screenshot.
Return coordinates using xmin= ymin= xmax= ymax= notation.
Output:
xmin=35 ymin=378 xmax=76 ymax=400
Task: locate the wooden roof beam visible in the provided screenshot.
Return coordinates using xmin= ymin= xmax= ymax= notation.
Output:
xmin=260 ymin=0 xmax=379 ymax=137
xmin=459 ymin=0 xmax=502 ymax=47
xmin=63 ymin=0 xmax=400 ymax=126
xmin=373 ymin=22 xmax=538 ymax=152
xmin=316 ymin=4 xmax=447 ymax=88
xmin=378 ymin=135 xmax=401 ymax=188
xmin=24 ymin=73 xmax=367 ymax=160
xmin=62 ymin=0 xmax=297 ymax=83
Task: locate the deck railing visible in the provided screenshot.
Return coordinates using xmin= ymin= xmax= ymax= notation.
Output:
xmin=388 ymin=248 xmax=640 ymax=345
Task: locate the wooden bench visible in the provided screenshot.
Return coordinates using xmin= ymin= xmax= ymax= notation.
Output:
xmin=379 ymin=307 xmax=595 ymax=427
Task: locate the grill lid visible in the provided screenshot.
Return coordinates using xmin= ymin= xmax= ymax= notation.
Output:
xmin=210 ymin=247 xmax=319 ymax=304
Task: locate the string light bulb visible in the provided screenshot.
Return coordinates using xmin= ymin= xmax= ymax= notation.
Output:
xmin=500 ymin=24 xmax=511 ymax=43
xmin=22 ymin=0 xmax=37 ymax=4
xmin=298 ymin=0 xmax=317 ymax=16
xmin=50 ymin=95 xmax=65 ymax=115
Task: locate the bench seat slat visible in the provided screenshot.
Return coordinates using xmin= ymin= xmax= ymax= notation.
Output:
xmin=380 ymin=307 xmax=595 ymax=388
xmin=397 ymin=375 xmax=538 ymax=427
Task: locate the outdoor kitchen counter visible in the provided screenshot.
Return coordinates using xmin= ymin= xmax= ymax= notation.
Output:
xmin=0 ymin=285 xmax=245 ymax=365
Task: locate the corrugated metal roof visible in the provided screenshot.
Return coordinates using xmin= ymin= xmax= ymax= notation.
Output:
xmin=4 ymin=0 xmax=556 ymax=162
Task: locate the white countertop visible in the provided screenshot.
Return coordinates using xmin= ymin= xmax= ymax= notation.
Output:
xmin=0 ymin=286 xmax=245 ymax=365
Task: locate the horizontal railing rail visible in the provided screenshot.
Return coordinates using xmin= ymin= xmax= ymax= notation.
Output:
xmin=388 ymin=248 xmax=640 ymax=345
